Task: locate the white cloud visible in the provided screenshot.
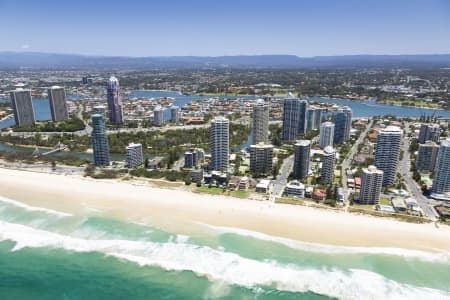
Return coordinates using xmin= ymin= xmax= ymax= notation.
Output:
xmin=20 ymin=44 xmax=30 ymax=50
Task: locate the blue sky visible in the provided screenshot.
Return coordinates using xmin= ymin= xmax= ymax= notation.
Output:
xmin=1 ymin=0 xmax=449 ymax=56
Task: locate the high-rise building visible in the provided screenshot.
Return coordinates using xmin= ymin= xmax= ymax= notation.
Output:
xmin=319 ymin=122 xmax=335 ymax=149
xmin=249 ymin=143 xmax=273 ymax=176
xmin=92 ymin=114 xmax=110 ymax=167
xmin=293 ymin=140 xmax=311 ymax=180
xmin=416 ymin=141 xmax=440 ymax=172
xmin=184 ymin=148 xmax=204 ymax=169
xmin=93 ymin=105 xmax=107 ymax=115
xmin=281 ymin=95 xmax=308 ymax=141
xmin=210 ymin=116 xmax=229 ymax=172
xmin=418 ymin=124 xmax=440 ymax=144
xmin=375 ymin=126 xmax=402 ymax=186
xmin=305 ymin=106 xmax=323 ymax=131
xmin=359 ymin=165 xmax=384 ymax=205
xmin=433 ymin=139 xmax=450 ymax=195
xmin=48 ymin=86 xmax=68 ymax=122
xmin=170 ymin=106 xmax=180 ymax=123
xmin=126 ymin=143 xmax=143 ymax=168
xmin=106 ymin=76 xmax=123 ymax=124
xmin=320 ymin=146 xmax=336 ymax=184
xmin=10 ymin=89 xmax=35 ymax=126
xmin=334 ymin=106 xmax=352 ymax=144
xmin=153 ymin=105 xmax=164 ymax=126
xmin=252 ymin=99 xmax=269 ymax=144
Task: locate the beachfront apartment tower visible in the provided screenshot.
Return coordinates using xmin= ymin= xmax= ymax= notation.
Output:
xmin=126 ymin=143 xmax=143 ymax=169
xmin=252 ymin=99 xmax=269 ymax=144
xmin=210 ymin=116 xmax=230 ymax=172
xmin=319 ymin=122 xmax=335 ymax=149
xmin=418 ymin=123 xmax=440 ymax=144
xmin=92 ymin=114 xmax=111 ymax=167
xmin=433 ymin=139 xmax=450 ymax=195
xmin=10 ymin=89 xmax=35 ymax=126
xmin=375 ymin=126 xmax=402 ymax=186
xmin=293 ymin=140 xmax=311 ymax=180
xmin=359 ymin=165 xmax=384 ymax=205
xmin=249 ymin=143 xmax=273 ymax=176
xmin=306 ymin=106 xmax=323 ymax=131
xmin=281 ymin=94 xmax=308 ymax=141
xmin=416 ymin=141 xmax=440 ymax=172
xmin=106 ymin=76 xmax=123 ymax=124
xmin=48 ymin=86 xmax=68 ymax=122
xmin=170 ymin=105 xmax=180 ymax=123
xmin=320 ymin=146 xmax=336 ymax=184
xmin=153 ymin=105 xmax=164 ymax=126
xmin=334 ymin=106 xmax=352 ymax=144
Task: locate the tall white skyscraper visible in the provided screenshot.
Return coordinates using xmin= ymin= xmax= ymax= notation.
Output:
xmin=319 ymin=122 xmax=335 ymax=149
xmin=48 ymin=86 xmax=68 ymax=122
xmin=210 ymin=116 xmax=229 ymax=172
xmin=170 ymin=106 xmax=180 ymax=123
xmin=375 ymin=126 xmax=402 ymax=186
xmin=252 ymin=99 xmax=269 ymax=144
xmin=359 ymin=165 xmax=384 ymax=204
xmin=433 ymin=139 xmax=450 ymax=195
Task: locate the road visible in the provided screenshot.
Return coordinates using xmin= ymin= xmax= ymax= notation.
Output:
xmin=400 ymin=122 xmax=439 ymax=220
xmin=341 ymin=119 xmax=374 ymax=202
xmin=271 ymin=155 xmax=294 ymax=196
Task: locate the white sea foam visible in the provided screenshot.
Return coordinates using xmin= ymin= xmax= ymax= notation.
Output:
xmin=195 ymin=223 xmax=450 ymax=264
xmin=0 ymin=196 xmax=72 ymax=217
xmin=0 ymin=220 xmax=449 ymax=300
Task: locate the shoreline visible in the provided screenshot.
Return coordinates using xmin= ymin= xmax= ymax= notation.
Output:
xmin=1 ymin=167 xmax=450 ymax=253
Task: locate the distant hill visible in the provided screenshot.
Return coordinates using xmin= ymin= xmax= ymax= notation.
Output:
xmin=1 ymin=52 xmax=449 ymax=69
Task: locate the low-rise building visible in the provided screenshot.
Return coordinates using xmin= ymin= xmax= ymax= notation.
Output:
xmin=256 ymin=179 xmax=271 ymax=193
xmin=391 ymin=197 xmax=407 ymax=212
xmin=313 ymin=189 xmax=326 ymax=201
xmin=238 ymin=176 xmax=250 ymax=190
xmin=284 ymin=180 xmax=305 ymax=198
xmin=190 ymin=168 xmax=204 ymax=183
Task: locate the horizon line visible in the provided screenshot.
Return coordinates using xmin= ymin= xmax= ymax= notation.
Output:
xmin=2 ymin=51 xmax=450 ymax=59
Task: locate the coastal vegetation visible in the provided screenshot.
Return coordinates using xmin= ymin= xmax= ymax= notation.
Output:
xmin=0 ymin=124 xmax=251 ymax=157
xmin=12 ymin=117 xmax=85 ymax=132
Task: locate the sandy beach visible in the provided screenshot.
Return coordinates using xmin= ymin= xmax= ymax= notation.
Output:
xmin=1 ymin=167 xmax=449 ymax=252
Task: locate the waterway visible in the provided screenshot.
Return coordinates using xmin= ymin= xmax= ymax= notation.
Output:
xmin=1 ymin=91 xmax=449 ymax=159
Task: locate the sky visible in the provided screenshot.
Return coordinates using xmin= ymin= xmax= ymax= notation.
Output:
xmin=1 ymin=0 xmax=450 ymax=57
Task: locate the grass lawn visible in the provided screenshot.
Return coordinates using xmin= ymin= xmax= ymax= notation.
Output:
xmin=231 ymin=190 xmax=250 ymax=199
xmin=275 ymin=197 xmax=305 ymax=205
xmin=379 ymin=198 xmax=391 ymax=205
xmin=195 ymin=186 xmax=225 ymax=195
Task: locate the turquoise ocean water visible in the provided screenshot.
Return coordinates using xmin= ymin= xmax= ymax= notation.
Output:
xmin=0 ymin=195 xmax=449 ymax=300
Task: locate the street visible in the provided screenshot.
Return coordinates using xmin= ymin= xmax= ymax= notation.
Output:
xmin=400 ymin=122 xmax=439 ymax=220
xmin=271 ymin=155 xmax=294 ymax=196
xmin=341 ymin=119 xmax=374 ymax=203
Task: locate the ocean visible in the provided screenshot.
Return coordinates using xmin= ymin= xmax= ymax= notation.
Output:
xmin=0 ymin=195 xmax=449 ymax=300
